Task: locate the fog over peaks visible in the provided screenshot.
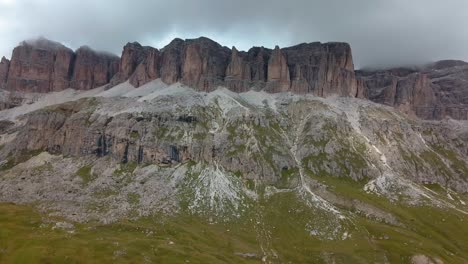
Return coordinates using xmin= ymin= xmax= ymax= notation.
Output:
xmin=0 ymin=0 xmax=467 ymax=69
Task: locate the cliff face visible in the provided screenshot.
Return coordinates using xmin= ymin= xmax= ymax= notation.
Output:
xmin=2 ymin=37 xmax=358 ymax=96
xmin=283 ymin=42 xmax=357 ymax=97
xmin=0 ymin=57 xmax=9 ymax=89
xmin=5 ymin=39 xmax=74 ymax=92
xmin=357 ymin=60 xmax=468 ymax=120
xmin=110 ymin=37 xmax=358 ymax=95
xmin=3 ymin=37 xmax=468 ymax=120
xmin=110 ymin=42 xmax=160 ymax=87
xmin=3 ymin=38 xmax=119 ymax=93
xmin=70 ymin=46 xmax=119 ymax=90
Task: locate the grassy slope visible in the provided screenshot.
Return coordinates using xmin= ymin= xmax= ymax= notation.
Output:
xmin=1 ymin=187 xmax=467 ymax=264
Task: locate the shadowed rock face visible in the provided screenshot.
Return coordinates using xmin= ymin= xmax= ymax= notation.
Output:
xmin=283 ymin=42 xmax=357 ymax=97
xmin=266 ymin=46 xmax=290 ymax=93
xmin=110 ymin=42 xmax=160 ymax=87
xmin=357 ymin=60 xmax=468 ymax=120
xmin=70 ymin=46 xmax=119 ymax=90
xmin=0 ymin=57 xmax=9 ymax=89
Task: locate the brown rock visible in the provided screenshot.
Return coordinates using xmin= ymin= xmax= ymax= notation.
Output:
xmin=129 ymin=47 xmax=160 ymax=87
xmin=70 ymin=46 xmax=119 ymax=90
xmin=6 ymin=38 xmax=74 ymax=92
xmin=247 ymin=47 xmax=270 ymax=83
xmin=159 ymin=38 xmax=185 ymax=84
xmin=357 ymin=69 xmax=438 ymax=119
xmin=0 ymin=56 xmax=9 ymax=89
xmin=284 ymin=42 xmax=357 ymax=96
xmin=120 ymin=42 xmax=145 ymax=79
xmin=181 ymin=37 xmax=230 ymax=92
xmin=224 ymin=47 xmax=251 ymax=92
xmin=266 ymin=46 xmax=290 ymax=92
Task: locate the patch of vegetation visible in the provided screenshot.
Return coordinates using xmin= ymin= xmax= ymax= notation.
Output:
xmin=153 ymin=126 xmax=169 ymax=139
xmin=42 ymin=97 xmax=98 ymax=116
xmin=233 ymin=170 xmax=243 ymax=178
xmin=276 ymin=167 xmax=298 ymax=188
xmin=130 ymin=131 xmax=140 ymax=139
xmin=226 ymin=144 xmax=246 ymax=157
xmin=192 ymin=133 xmax=207 ymax=140
xmin=420 ymin=150 xmax=452 ymax=178
xmin=76 ymin=165 xmax=96 ymax=185
xmin=0 ymin=149 xmax=44 ymax=171
xmin=113 ymin=162 xmax=138 ymax=176
xmin=245 ymin=179 xmax=255 ymax=191
xmin=127 ymin=193 xmax=140 ymax=205
xmin=430 ymin=144 xmax=468 ymax=177
xmin=93 ymin=188 xmax=119 ymax=199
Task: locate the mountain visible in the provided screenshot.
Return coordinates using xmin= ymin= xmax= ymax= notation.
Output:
xmin=0 ymin=37 xmax=467 ymax=263
xmin=356 ymin=60 xmax=468 ymax=120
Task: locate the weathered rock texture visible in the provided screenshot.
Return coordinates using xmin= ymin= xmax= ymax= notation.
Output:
xmin=2 ymin=37 xmax=359 ymax=96
xmin=0 ymin=57 xmax=9 ymax=89
xmin=283 ymin=42 xmax=357 ymax=96
xmin=3 ymin=37 xmax=468 ymax=120
xmin=3 ymin=38 xmax=118 ymax=93
xmin=266 ymin=46 xmax=290 ymax=92
xmin=357 ymin=60 xmax=468 ymax=120
xmin=5 ymin=38 xmax=74 ymax=92
xmin=70 ymin=46 xmax=119 ymax=90
xmin=110 ymin=42 xmax=160 ymax=87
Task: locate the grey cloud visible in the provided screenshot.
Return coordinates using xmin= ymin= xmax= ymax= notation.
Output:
xmin=0 ymin=0 xmax=467 ymax=69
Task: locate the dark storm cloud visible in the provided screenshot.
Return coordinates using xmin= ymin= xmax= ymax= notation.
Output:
xmin=0 ymin=0 xmax=467 ymax=68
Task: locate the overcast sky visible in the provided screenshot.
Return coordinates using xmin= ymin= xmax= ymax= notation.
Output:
xmin=0 ymin=0 xmax=467 ymax=69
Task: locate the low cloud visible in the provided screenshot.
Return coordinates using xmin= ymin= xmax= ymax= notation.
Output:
xmin=0 ymin=0 xmax=467 ymax=68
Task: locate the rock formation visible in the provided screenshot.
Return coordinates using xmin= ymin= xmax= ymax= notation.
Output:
xmin=265 ymin=46 xmax=290 ymax=92
xmin=0 ymin=56 xmax=9 ymax=89
xmin=110 ymin=42 xmax=160 ymax=87
xmin=2 ymin=38 xmax=119 ymax=92
xmin=283 ymin=42 xmax=357 ymax=96
xmin=70 ymin=46 xmax=119 ymax=90
xmin=357 ymin=60 xmax=468 ymax=120
xmin=5 ymin=38 xmax=74 ymax=92
xmin=2 ymin=37 xmax=468 ymax=120
xmin=1 ymin=37 xmax=358 ymax=96
xmin=180 ymin=37 xmax=231 ymax=92
xmin=224 ymin=47 xmax=251 ymax=92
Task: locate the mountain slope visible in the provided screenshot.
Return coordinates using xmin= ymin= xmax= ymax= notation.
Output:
xmin=0 ymin=79 xmax=467 ymax=263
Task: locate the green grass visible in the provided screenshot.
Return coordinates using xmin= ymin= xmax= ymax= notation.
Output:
xmin=75 ymin=166 xmax=95 ymax=185
xmin=129 ymin=131 xmax=139 ymax=139
xmin=0 ymin=203 xmax=261 ymax=264
xmin=113 ymin=162 xmax=138 ymax=176
xmin=1 ymin=184 xmax=468 ymax=264
xmin=0 ymin=149 xmax=44 ymax=171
